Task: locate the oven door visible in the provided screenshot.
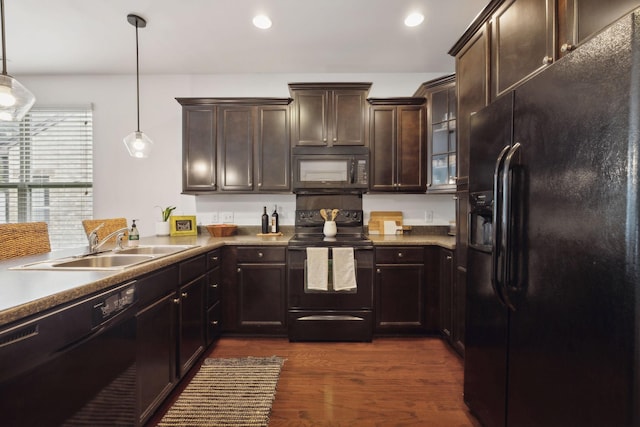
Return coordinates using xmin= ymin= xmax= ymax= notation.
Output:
xmin=287 ymin=247 xmax=373 ymax=309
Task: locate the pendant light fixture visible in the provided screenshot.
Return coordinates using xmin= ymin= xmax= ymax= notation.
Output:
xmin=0 ymin=0 xmax=35 ymax=122
xmin=123 ymin=13 xmax=152 ymax=159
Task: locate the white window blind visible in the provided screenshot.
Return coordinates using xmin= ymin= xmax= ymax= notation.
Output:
xmin=0 ymin=105 xmax=93 ymax=250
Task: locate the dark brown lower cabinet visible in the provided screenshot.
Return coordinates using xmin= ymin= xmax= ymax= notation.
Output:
xmin=374 ymin=247 xmax=426 ymax=333
xmin=452 ymin=266 xmax=466 ymax=356
xmin=136 ymin=266 xmax=179 ymax=426
xmin=137 ymin=293 xmax=176 ymax=425
xmin=440 ymin=249 xmax=454 ymax=341
xmin=178 ymin=275 xmax=206 ymax=376
xmin=232 ymin=246 xmax=287 ymax=335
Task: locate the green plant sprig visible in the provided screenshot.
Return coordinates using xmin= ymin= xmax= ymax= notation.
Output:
xmin=157 ymin=205 xmax=176 ymax=222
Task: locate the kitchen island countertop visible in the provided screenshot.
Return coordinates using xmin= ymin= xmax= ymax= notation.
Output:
xmin=0 ymin=232 xmax=454 ymax=328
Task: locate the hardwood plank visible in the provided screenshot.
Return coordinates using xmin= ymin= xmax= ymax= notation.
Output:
xmin=147 ymin=337 xmax=481 ymax=426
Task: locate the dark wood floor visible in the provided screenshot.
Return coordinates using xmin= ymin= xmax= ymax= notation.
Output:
xmin=148 ymin=337 xmax=481 ymax=427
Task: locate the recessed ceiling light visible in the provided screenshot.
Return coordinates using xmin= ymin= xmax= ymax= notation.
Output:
xmin=253 ymin=15 xmax=272 ymax=29
xmin=404 ymin=12 xmax=424 ymax=27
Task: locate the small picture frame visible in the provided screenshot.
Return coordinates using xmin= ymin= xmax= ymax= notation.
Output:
xmin=170 ymin=215 xmax=197 ymax=236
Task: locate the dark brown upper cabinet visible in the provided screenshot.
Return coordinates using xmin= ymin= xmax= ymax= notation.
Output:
xmin=557 ymin=0 xmax=639 ymax=58
xmin=289 ymin=83 xmax=371 ymax=147
xmin=180 ymin=104 xmax=217 ymax=192
xmin=368 ymin=98 xmax=426 ymax=192
xmin=415 ymin=75 xmax=457 ymax=193
xmin=491 ymin=0 xmax=555 ymax=99
xmin=177 ymin=98 xmax=292 ymax=194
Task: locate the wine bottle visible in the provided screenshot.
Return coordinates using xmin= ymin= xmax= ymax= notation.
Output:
xmin=261 ymin=206 xmax=269 ymax=234
xmin=271 ymin=205 xmax=279 ymax=233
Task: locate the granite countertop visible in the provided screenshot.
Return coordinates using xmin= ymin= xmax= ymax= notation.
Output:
xmin=0 ymin=229 xmax=455 ymax=328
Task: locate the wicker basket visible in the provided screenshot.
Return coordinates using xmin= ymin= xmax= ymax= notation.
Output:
xmin=206 ymin=224 xmax=237 ymax=237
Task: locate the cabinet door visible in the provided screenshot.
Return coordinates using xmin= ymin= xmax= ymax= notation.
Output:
xmin=491 ymin=0 xmax=554 ymax=98
xmin=237 ymin=263 xmax=286 ymax=333
xmin=218 ymin=106 xmax=254 ymax=191
xmin=332 ymin=90 xmax=367 ymax=146
xmin=293 ymin=90 xmax=329 ymax=146
xmin=182 ymin=106 xmax=216 ymax=192
xmin=369 ymin=106 xmax=396 ymax=191
xmin=439 ymin=249 xmax=454 ymax=341
xmin=375 ymin=264 xmax=425 ymax=332
xmin=256 ymin=105 xmax=290 ymax=192
xmin=137 ymin=293 xmax=176 ymax=425
xmin=558 ymin=0 xmax=639 ymax=57
xmin=178 ymin=276 xmax=205 ymax=377
xmin=453 ymin=266 xmax=466 ymax=356
xmin=456 ymin=24 xmax=489 ymax=186
xmin=397 ymin=105 xmax=426 ymax=191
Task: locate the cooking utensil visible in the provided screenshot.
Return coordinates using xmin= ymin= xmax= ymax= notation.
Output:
xmin=320 ymin=209 xmax=328 ymax=220
xmin=331 ymin=209 xmax=339 ymax=221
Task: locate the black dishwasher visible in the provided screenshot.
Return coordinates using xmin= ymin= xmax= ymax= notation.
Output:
xmin=0 ymin=281 xmax=138 ymax=426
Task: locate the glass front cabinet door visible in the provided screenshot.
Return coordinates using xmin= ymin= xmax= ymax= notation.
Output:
xmin=416 ymin=75 xmax=457 ymax=193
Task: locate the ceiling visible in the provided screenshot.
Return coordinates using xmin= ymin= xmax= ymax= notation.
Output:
xmin=4 ymin=0 xmax=489 ymax=76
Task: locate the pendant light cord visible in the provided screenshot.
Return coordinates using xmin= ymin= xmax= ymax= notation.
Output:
xmin=1 ymin=0 xmax=7 ymax=76
xmin=135 ymin=18 xmax=140 ymax=132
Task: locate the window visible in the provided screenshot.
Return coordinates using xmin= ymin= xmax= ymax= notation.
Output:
xmin=0 ymin=105 xmax=93 ymax=250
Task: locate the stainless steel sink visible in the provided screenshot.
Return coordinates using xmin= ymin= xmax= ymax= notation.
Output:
xmin=115 ymin=245 xmax=194 ymax=256
xmin=11 ymin=245 xmax=198 ymax=271
xmin=52 ymin=255 xmax=154 ymax=269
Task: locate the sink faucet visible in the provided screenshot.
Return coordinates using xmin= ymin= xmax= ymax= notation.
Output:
xmin=88 ymin=223 xmax=129 ymax=254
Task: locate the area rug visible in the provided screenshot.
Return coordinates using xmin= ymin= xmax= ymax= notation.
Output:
xmin=157 ymin=356 xmax=285 ymax=427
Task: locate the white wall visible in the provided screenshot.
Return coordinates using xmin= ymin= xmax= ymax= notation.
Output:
xmin=20 ymin=72 xmax=455 ymax=236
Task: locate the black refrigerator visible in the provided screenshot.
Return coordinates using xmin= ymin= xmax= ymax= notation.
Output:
xmin=464 ymin=9 xmax=640 ymax=427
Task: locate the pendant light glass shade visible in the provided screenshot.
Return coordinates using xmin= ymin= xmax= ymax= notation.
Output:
xmin=123 ymin=130 xmax=153 ymax=158
xmin=0 ymin=0 xmax=35 ymax=121
xmin=123 ymin=14 xmax=152 ymax=158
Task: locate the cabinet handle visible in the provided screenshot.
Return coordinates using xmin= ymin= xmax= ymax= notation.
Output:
xmin=560 ymin=43 xmax=576 ymax=53
xmin=446 ymin=255 xmax=452 ymax=260
xmin=258 ymin=182 xmax=262 ymax=187
xmin=211 ymin=256 xmax=219 ymax=262
xmin=237 ymin=268 xmax=241 ymax=273
xmin=397 ymin=252 xmax=403 ymax=258
xmin=333 ymin=137 xmax=337 ymax=142
xmin=376 ymin=268 xmax=381 ymax=273
xmin=181 ymin=292 xmax=188 ymax=298
xmin=542 ymin=56 xmax=553 ymax=65
xmin=258 ymin=252 xmax=263 ymax=258
xmin=323 ymin=138 xmax=327 ymax=142
xmin=173 ymin=298 xmax=180 ymax=305
xmin=210 ymin=283 xmax=219 ymax=289
xmin=210 ymin=320 xmax=219 ymax=326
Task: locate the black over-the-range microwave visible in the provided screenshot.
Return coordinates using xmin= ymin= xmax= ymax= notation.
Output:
xmin=291 ymin=146 xmax=369 ymax=191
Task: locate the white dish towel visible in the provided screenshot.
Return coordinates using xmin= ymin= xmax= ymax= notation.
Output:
xmin=306 ymin=247 xmax=329 ymax=291
xmin=332 ymin=247 xmax=357 ymax=291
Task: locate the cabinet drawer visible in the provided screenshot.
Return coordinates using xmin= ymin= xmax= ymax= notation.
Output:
xmin=137 ymin=266 xmax=178 ymax=307
xmin=206 ymin=302 xmax=222 ymax=345
xmin=375 ymin=247 xmax=424 ymax=264
xmin=179 ymin=254 xmax=206 ymax=284
xmin=207 ymin=248 xmax=222 ymax=270
xmin=237 ymin=246 xmax=286 ymax=263
xmin=206 ymin=267 xmax=221 ymax=308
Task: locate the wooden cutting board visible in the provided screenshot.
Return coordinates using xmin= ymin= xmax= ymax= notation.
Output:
xmin=368 ymin=211 xmax=403 ymax=234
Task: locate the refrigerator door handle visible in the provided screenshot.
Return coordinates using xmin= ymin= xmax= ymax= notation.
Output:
xmin=492 ymin=145 xmax=511 ymax=306
xmin=501 ymin=142 xmax=521 ymax=311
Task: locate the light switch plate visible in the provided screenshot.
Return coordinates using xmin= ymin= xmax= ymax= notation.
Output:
xmin=210 ymin=212 xmax=219 ymax=223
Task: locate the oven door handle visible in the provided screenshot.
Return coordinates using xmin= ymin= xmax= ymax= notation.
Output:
xmin=287 ymin=245 xmax=373 ymax=251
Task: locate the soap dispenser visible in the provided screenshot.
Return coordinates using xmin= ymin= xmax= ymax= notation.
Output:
xmin=128 ymin=219 xmax=140 ymax=247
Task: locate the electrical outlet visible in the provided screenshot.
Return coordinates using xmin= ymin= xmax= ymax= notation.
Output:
xmin=425 ymin=210 xmax=434 ymax=223
xmin=210 ymin=212 xmax=219 ymax=223
xmin=221 ymin=211 xmax=234 ymax=223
